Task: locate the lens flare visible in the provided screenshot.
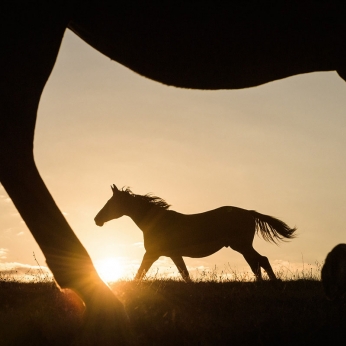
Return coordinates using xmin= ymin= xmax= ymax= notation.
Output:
xmin=94 ymin=257 xmax=124 ymax=283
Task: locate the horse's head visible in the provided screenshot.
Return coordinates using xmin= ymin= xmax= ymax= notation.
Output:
xmin=94 ymin=185 xmax=126 ymax=226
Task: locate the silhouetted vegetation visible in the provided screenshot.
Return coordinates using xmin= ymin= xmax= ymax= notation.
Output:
xmin=0 ymin=279 xmax=82 ymax=345
xmin=1 ymin=267 xmax=346 ymax=346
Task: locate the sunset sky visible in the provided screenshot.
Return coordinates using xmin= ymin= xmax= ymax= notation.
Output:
xmin=1 ymin=30 xmax=346 ymax=282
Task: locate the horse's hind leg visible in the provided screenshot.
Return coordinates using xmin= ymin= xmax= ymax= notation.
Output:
xmin=241 ymin=247 xmax=277 ymax=281
xmin=258 ymin=253 xmax=277 ymax=280
xmin=0 ymin=5 xmax=129 ymax=343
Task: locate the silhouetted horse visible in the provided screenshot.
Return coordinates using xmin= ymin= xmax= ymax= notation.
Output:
xmin=95 ymin=185 xmax=296 ymax=281
xmin=1 ymin=2 xmax=345 ymax=339
xmin=322 ymin=244 xmax=346 ymax=300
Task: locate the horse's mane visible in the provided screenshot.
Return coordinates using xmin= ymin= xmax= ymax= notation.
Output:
xmin=121 ymin=187 xmax=171 ymax=210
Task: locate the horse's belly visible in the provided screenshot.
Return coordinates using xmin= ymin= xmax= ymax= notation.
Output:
xmin=175 ymin=242 xmax=224 ymax=258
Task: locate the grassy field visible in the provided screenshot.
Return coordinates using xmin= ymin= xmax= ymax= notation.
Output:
xmin=0 ymin=273 xmax=345 ymax=345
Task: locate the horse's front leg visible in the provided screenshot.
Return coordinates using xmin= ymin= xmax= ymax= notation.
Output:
xmin=171 ymin=256 xmax=191 ymax=282
xmin=134 ymin=252 xmax=159 ymax=280
xmin=0 ymin=4 xmax=130 ymax=344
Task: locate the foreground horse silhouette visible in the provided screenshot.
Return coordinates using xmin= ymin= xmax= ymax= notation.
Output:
xmin=322 ymin=244 xmax=346 ymax=300
xmin=2 ymin=2 xmax=346 ymax=338
xmin=95 ymin=185 xmax=296 ymax=281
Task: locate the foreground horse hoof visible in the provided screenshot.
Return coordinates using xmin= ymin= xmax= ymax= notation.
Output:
xmin=75 ymin=285 xmax=134 ymax=345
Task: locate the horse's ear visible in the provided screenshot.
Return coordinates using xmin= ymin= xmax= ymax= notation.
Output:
xmin=111 ymin=184 xmax=119 ymax=194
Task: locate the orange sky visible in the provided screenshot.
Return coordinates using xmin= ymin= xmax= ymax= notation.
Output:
xmin=1 ymin=30 xmax=346 ymax=282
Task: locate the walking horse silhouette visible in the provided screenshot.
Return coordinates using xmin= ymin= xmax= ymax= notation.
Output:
xmin=1 ymin=2 xmax=345 ymax=342
xmin=95 ymin=185 xmax=296 ymax=281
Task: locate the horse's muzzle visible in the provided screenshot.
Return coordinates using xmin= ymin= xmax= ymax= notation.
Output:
xmin=94 ymin=218 xmax=104 ymax=227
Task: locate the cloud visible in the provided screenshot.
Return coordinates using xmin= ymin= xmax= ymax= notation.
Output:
xmin=0 ymin=248 xmax=8 ymax=259
xmin=132 ymin=242 xmax=144 ymax=248
xmin=16 ymin=231 xmax=24 ymax=236
xmin=139 ymin=258 xmax=323 ymax=282
xmin=271 ymin=259 xmax=322 ymax=280
xmin=0 ymin=194 xmax=10 ymax=203
xmin=0 ymin=262 xmax=52 ymax=282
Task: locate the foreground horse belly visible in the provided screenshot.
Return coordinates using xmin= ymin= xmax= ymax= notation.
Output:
xmin=68 ymin=2 xmax=337 ymax=89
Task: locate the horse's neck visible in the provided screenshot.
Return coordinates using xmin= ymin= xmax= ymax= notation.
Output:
xmin=124 ymin=198 xmax=154 ymax=231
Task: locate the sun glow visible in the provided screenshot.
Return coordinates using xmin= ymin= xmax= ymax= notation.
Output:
xmin=94 ymin=257 xmax=125 ymax=283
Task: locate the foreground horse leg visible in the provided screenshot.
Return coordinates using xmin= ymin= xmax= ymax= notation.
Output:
xmin=134 ymin=252 xmax=159 ymax=280
xmin=171 ymin=256 xmax=191 ymax=282
xmin=0 ymin=6 xmax=130 ymax=344
xmin=322 ymin=244 xmax=346 ymax=300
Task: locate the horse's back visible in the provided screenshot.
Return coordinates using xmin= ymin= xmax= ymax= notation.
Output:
xmin=181 ymin=206 xmax=250 ymax=223
xmin=68 ymin=1 xmax=346 ymax=89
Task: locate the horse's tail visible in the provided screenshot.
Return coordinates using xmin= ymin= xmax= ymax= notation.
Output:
xmin=249 ymin=210 xmax=296 ymax=244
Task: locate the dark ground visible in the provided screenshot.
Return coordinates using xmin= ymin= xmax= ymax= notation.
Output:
xmin=0 ymin=279 xmax=345 ymax=345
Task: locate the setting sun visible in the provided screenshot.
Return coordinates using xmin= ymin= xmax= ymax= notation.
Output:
xmin=94 ymin=257 xmax=125 ymax=283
